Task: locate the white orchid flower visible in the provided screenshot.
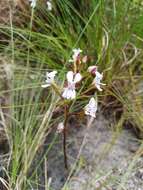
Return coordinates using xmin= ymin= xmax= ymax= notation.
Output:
xmin=84 ymin=97 xmax=97 ymax=118
xmin=41 ymin=71 xmax=57 ymax=88
xmin=88 ymin=65 xmax=106 ymax=91
xmin=57 ymin=122 xmax=64 ymax=133
xmin=62 ymin=71 xmax=82 ymax=100
xmin=69 ymin=48 xmax=82 ymax=62
xmin=29 ymin=0 xmax=36 ymax=8
xmin=93 ymin=71 xmax=106 ymax=91
xmin=47 ymin=0 xmax=52 ymax=11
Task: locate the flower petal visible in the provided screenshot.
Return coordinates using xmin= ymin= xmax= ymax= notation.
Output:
xmin=70 ymin=90 xmax=76 ymax=99
xmin=74 ymin=73 xmax=82 ymax=83
xmin=62 ymin=88 xmax=68 ymax=99
xmin=46 ymin=71 xmax=57 ymax=78
xmin=41 ymin=84 xmax=50 ymax=88
xmin=57 ymin=122 xmax=64 ymax=133
xmin=73 ymin=48 xmax=82 ymax=54
xmin=88 ymin=97 xmax=97 ymax=107
xmin=82 ymin=56 xmax=88 ymax=63
xmin=67 ymin=71 xmax=74 ymax=83
xmin=62 ymin=88 xmax=76 ymax=100
xmin=96 ymin=84 xmax=103 ymax=91
xmin=47 ymin=1 xmax=52 ymax=11
xmin=88 ymin=65 xmax=97 ymax=74
xmin=84 ymin=97 xmax=97 ymax=118
xmin=95 ymin=71 xmax=103 ymax=80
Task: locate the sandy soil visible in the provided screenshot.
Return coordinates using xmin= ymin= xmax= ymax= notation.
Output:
xmin=46 ymin=115 xmax=143 ymax=190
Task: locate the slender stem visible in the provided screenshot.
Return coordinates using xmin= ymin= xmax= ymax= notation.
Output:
xmin=52 ymin=82 xmax=63 ymax=99
xmin=62 ymin=116 xmax=94 ymax=188
xmin=63 ymin=105 xmax=69 ymax=169
xmin=52 ymin=82 xmax=69 ymax=169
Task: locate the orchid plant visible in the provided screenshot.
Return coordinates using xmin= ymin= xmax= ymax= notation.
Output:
xmin=41 ymin=48 xmax=106 ymax=169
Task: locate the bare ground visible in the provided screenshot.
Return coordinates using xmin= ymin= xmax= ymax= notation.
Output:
xmin=46 ymin=114 xmax=143 ymax=190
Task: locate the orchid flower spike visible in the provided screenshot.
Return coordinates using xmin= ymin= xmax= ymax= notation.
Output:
xmin=84 ymin=97 xmax=98 ymax=118
xmin=57 ymin=122 xmax=64 ymax=133
xmin=41 ymin=71 xmax=57 ymax=88
xmin=47 ymin=0 xmax=52 ymax=11
xmin=93 ymin=71 xmax=106 ymax=91
xmin=69 ymin=48 xmax=82 ymax=62
xmin=29 ymin=0 xmax=36 ymax=8
xmin=62 ymin=71 xmax=82 ymax=100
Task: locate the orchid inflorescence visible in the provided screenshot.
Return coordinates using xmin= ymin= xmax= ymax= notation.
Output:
xmin=41 ymin=48 xmax=106 ymax=168
xmin=42 ymin=48 xmax=106 ymax=117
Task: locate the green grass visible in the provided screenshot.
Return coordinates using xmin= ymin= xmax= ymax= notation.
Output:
xmin=0 ymin=0 xmax=143 ymax=189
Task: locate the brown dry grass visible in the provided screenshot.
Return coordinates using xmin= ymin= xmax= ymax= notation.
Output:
xmin=0 ymin=0 xmax=11 ymax=24
xmin=0 ymin=0 xmax=29 ymax=24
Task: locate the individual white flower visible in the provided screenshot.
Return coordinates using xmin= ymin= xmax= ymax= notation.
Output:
xmin=41 ymin=71 xmax=57 ymax=88
xmin=62 ymin=71 xmax=82 ymax=100
xmin=47 ymin=0 xmax=52 ymax=11
xmin=84 ymin=97 xmax=97 ymax=118
xmin=69 ymin=48 xmax=82 ymax=62
xmin=29 ymin=0 xmax=36 ymax=8
xmin=57 ymin=122 xmax=64 ymax=133
xmin=93 ymin=71 xmax=106 ymax=91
